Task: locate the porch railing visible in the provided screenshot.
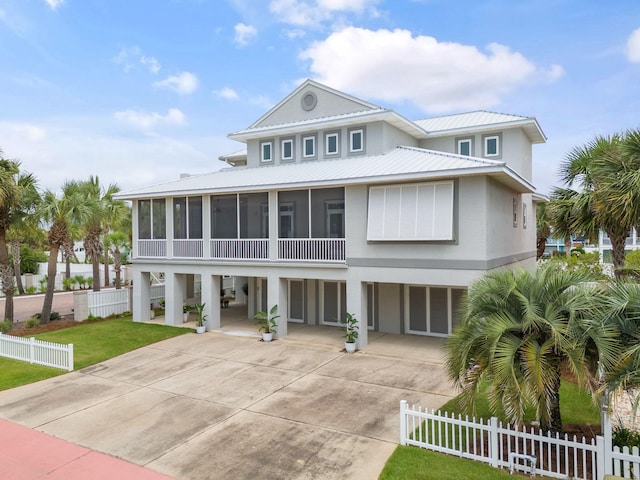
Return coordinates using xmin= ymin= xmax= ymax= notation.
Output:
xmin=138 ymin=239 xmax=167 ymax=257
xmin=173 ymin=239 xmax=204 ymax=258
xmin=210 ymin=239 xmax=269 ymax=259
xmin=278 ymin=238 xmax=346 ymax=262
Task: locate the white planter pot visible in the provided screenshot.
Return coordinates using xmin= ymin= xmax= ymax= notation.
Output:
xmin=345 ymin=342 xmax=356 ymax=353
xmin=262 ymin=332 xmax=273 ymax=343
xmin=150 ymin=310 xmax=155 ymax=320
xmin=195 ymin=325 xmax=206 ymax=334
xmin=183 ymin=312 xmax=189 ymax=323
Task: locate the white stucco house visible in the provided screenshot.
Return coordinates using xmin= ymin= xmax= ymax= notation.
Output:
xmin=116 ymin=79 xmax=546 ymax=347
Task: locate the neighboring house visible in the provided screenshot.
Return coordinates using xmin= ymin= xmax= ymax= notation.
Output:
xmin=116 ymin=79 xmax=546 ymax=347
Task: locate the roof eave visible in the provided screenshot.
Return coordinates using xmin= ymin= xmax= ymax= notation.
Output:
xmin=426 ymin=118 xmax=546 ymax=144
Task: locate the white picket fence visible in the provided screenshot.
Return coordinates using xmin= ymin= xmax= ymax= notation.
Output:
xmin=400 ymin=401 xmax=640 ymax=480
xmin=88 ymin=289 xmax=129 ymax=317
xmin=0 ymin=333 xmax=73 ymax=371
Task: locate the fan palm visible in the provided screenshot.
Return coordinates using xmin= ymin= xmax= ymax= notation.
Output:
xmin=446 ymin=263 xmax=618 ymax=433
xmin=38 ymin=181 xmax=91 ymax=323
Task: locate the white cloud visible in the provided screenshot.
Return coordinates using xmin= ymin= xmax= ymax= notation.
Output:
xmin=300 ymin=27 xmax=558 ymax=113
xmin=269 ymin=0 xmax=379 ymax=26
xmin=215 ymin=87 xmax=239 ymax=100
xmin=113 ymin=46 xmax=142 ymax=73
xmin=627 ymin=27 xmax=640 ymax=63
xmin=44 ymin=0 xmax=64 ymax=10
xmin=140 ymin=56 xmax=161 ymax=74
xmin=114 ymin=108 xmax=186 ymax=130
xmin=153 ymin=72 xmax=199 ymax=95
xmin=0 ymin=122 xmax=47 ymax=142
xmin=234 ymin=23 xmax=257 ymax=46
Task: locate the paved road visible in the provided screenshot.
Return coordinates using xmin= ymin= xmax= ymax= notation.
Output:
xmin=0 ymin=291 xmax=75 ymax=322
xmin=0 ymin=330 xmax=454 ymax=479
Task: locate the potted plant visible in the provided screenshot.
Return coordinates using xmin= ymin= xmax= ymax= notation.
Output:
xmin=150 ymin=303 xmax=155 ymax=320
xmin=341 ymin=312 xmax=359 ymax=353
xmin=193 ymin=303 xmax=207 ymax=334
xmin=254 ymin=304 xmax=279 ymax=342
xmin=183 ymin=303 xmax=192 ymax=323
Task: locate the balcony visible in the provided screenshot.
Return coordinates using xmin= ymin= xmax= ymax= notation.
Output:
xmin=136 ymin=238 xmax=345 ymax=263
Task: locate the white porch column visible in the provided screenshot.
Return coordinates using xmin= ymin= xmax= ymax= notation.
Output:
xmin=347 ymin=278 xmax=367 ymax=348
xmin=132 ymin=201 xmax=139 ymax=259
xmin=165 ymin=273 xmax=185 ymax=326
xmin=268 ymin=191 xmax=278 ymax=261
xmin=202 ymin=274 xmax=221 ymax=331
xmin=132 ymin=269 xmax=151 ymax=322
xmin=267 ymin=274 xmax=287 ymax=338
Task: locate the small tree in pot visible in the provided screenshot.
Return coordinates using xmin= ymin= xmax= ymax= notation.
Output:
xmin=193 ymin=303 xmax=207 ymax=334
xmin=254 ymin=304 xmax=279 ymax=342
xmin=341 ymin=312 xmax=359 ymax=353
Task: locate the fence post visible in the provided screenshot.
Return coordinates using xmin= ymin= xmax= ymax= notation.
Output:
xmin=596 ymin=435 xmax=606 ymax=479
xmin=602 ymin=408 xmax=613 ymax=475
xmin=490 ymin=417 xmax=499 ymax=467
xmin=400 ymin=400 xmax=407 ymax=446
xmin=67 ymin=343 xmax=74 ymax=371
xmin=29 ymin=337 xmax=35 ymax=364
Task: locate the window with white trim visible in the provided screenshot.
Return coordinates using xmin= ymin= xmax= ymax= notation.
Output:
xmin=325 ymin=132 xmax=339 ymax=156
xmin=349 ymin=128 xmax=364 ymax=153
xmin=367 ymin=181 xmax=455 ymax=241
xmin=513 ymin=197 xmax=518 ymax=228
xmin=523 ymin=203 xmax=527 ymax=229
xmin=483 ymin=134 xmax=501 ymax=158
xmin=261 ymin=141 xmax=273 ymax=162
xmin=303 ymin=135 xmax=316 ymax=158
xmin=281 ymin=138 xmax=293 ymax=161
xmin=456 ymin=138 xmax=473 ymax=156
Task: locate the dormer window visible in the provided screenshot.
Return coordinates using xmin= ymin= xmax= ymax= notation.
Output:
xmin=349 ymin=128 xmax=364 ymax=153
xmin=325 ymin=132 xmax=339 ymax=156
xmin=281 ymin=138 xmax=294 ymax=161
xmin=261 ymin=141 xmax=273 ymax=163
xmin=483 ymin=133 xmax=501 ymax=158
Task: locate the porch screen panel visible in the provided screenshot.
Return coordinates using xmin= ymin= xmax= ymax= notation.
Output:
xmin=367 ymin=181 xmax=454 ymax=241
xmin=451 ymin=288 xmax=465 ymax=330
xmin=429 ymin=287 xmax=449 ymax=334
xmin=289 ymin=281 xmax=304 ymax=321
xmin=211 ymin=194 xmax=237 ymax=239
xmin=409 ymin=286 xmax=427 ymax=332
xmin=323 ymin=282 xmax=338 ymax=323
xmin=240 ymin=193 xmax=268 ymax=239
xmin=152 ymin=199 xmax=166 ymax=239
xmin=173 ymin=197 xmax=187 ymax=239
xmin=139 ymin=200 xmax=151 ymax=239
xmin=188 ymin=196 xmax=203 ymax=239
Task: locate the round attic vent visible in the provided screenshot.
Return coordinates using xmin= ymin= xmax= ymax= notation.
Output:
xmin=301 ymin=91 xmax=317 ymax=111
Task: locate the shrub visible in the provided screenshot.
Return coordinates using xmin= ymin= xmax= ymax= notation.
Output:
xmin=0 ymin=320 xmax=12 ymax=333
xmin=33 ymin=311 xmax=60 ymax=321
xmin=613 ymin=426 xmax=640 ymax=449
xmin=62 ymin=277 xmax=77 ymax=291
xmin=19 ymin=246 xmax=47 ymax=275
xmin=25 ymin=286 xmax=36 ymax=295
xmin=25 ymin=317 xmax=40 ymax=329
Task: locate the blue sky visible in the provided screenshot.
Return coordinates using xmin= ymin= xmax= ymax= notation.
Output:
xmin=1 ymin=0 xmax=639 ymax=196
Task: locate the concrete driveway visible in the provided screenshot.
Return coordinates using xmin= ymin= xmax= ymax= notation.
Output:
xmin=0 ymin=329 xmax=455 ymax=479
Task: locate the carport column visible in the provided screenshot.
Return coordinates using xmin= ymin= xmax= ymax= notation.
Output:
xmin=132 ymin=269 xmax=152 ymax=322
xmin=201 ymin=274 xmax=221 ymax=331
xmin=267 ymin=274 xmax=288 ymax=338
xmin=347 ymin=279 xmax=367 ymax=348
xmin=165 ymin=273 xmax=186 ymax=326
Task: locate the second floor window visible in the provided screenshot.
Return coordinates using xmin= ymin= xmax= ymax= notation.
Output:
xmin=138 ymin=198 xmax=166 ymax=239
xmin=174 ymin=196 xmax=203 ymax=239
xmin=349 ymin=128 xmax=364 ymax=153
xmin=483 ymin=134 xmax=501 ymax=158
xmin=281 ymin=138 xmax=293 ymax=161
xmin=261 ymin=141 xmax=273 ymax=162
xmin=326 ymin=132 xmax=339 ymax=156
xmin=303 ymin=135 xmax=315 ymax=158
xmin=457 ymin=138 xmax=472 ymax=156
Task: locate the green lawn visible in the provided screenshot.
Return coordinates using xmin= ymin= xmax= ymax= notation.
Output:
xmin=381 ymin=380 xmax=600 ymax=479
xmin=0 ymin=318 xmax=191 ymax=391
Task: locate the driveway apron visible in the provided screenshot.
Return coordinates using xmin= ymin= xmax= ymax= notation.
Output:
xmin=0 ymin=331 xmax=455 ymax=479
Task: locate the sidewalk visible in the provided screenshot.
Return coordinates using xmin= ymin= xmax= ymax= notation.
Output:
xmin=0 ymin=418 xmax=174 ymax=480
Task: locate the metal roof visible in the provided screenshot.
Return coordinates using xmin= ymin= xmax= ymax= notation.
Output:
xmin=415 ymin=110 xmax=546 ymax=143
xmin=116 ymin=146 xmax=534 ymax=200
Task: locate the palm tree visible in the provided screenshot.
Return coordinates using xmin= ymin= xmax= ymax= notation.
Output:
xmin=555 ymin=132 xmax=640 ymax=275
xmin=536 ymin=203 xmax=551 ymax=259
xmin=38 ymin=181 xmax=91 ymax=324
xmin=0 ymin=155 xmax=38 ymax=321
xmin=104 ymin=231 xmax=129 ymax=289
xmin=101 ymin=192 xmax=127 ymax=289
xmin=446 ymin=263 xmax=617 ymax=433
xmin=79 ymin=177 xmax=120 ymax=292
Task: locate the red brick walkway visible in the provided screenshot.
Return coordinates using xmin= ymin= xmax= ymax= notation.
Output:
xmin=0 ymin=419 xmax=174 ymax=480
